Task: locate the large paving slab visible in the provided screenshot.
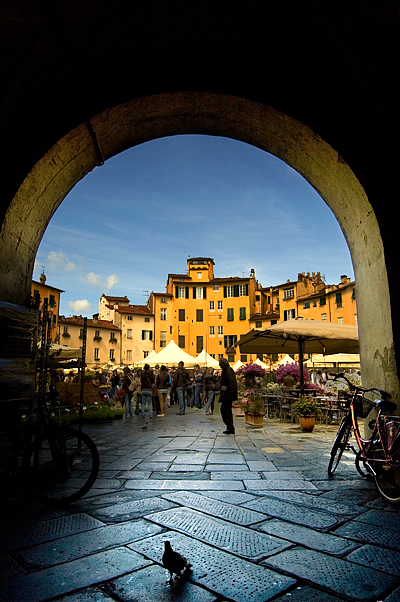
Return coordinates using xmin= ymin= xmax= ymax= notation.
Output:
xmin=243 ymin=497 xmax=341 ymax=530
xmin=89 ymin=496 xmax=177 ymax=522
xmin=246 ymin=461 xmax=277 ymax=471
xmin=205 ymin=463 xmax=249 ymax=471
xmin=207 ymin=452 xmax=246 ymax=464
xmin=353 ymin=508 xmax=400 ymax=531
xmin=257 ymin=519 xmax=360 ymax=556
xmin=51 ymin=586 xmax=116 ymax=601
xmin=210 ymin=471 xmax=261 ymax=480
xmin=333 ymin=520 xmax=400 ymax=550
xmin=0 ymin=513 xmax=105 ymax=552
xmin=106 ymin=563 xmax=216 ymax=602
xmin=200 ymin=490 xmax=259 ymax=504
xmin=260 ymin=490 xmax=365 ymax=517
xmin=273 ymin=584 xmax=351 ymax=601
xmin=130 ymin=530 xmax=296 ymax=602
xmin=124 ymin=479 xmax=244 ymax=490
xmin=145 ymin=507 xmax=292 ymax=560
xmin=17 ymin=519 xmax=163 ymax=568
xmin=263 ymin=547 xmax=399 ymax=602
xmin=346 ymin=543 xmax=400 ymax=577
xmin=244 ymin=479 xmax=318 ymax=492
xmin=162 ymin=491 xmax=267 ymax=525
xmin=2 ymin=547 xmax=152 ymax=602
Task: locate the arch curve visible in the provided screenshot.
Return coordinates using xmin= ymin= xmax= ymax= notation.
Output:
xmin=0 ymin=92 xmax=397 ymax=394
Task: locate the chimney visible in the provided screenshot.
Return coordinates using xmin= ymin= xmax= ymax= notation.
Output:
xmin=250 ymin=269 xmax=255 ymax=278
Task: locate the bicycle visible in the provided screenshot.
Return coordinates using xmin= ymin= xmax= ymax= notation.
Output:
xmin=327 ymin=372 xmax=400 ymax=503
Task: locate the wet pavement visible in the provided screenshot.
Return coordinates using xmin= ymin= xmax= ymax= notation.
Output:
xmin=1 ymin=406 xmax=400 ymax=602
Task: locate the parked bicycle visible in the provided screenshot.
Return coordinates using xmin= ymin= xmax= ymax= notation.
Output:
xmin=328 ymin=373 xmax=400 ymax=503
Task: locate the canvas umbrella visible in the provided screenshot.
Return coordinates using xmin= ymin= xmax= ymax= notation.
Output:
xmin=194 ymin=349 xmax=220 ymax=369
xmin=238 ymin=318 xmax=359 ymax=389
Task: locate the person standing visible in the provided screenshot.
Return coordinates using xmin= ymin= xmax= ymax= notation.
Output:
xmin=134 ymin=368 xmax=142 ymax=414
xmin=156 ymin=365 xmax=170 ymax=417
xmin=204 ymin=367 xmax=217 ymax=415
xmin=141 ymin=363 xmax=154 ymax=419
xmin=122 ymin=366 xmax=134 ymax=418
xmin=193 ymin=364 xmax=204 ymax=410
xmin=109 ymin=369 xmax=120 ymax=401
xmin=218 ymin=358 xmax=237 ymax=434
xmin=173 ymin=361 xmax=190 ymax=415
xmin=283 ymin=371 xmax=295 ymax=391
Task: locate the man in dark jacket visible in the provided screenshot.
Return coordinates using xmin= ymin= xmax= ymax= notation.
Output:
xmin=173 ymin=361 xmax=190 ymax=415
xmin=218 ymin=357 xmax=238 ymax=434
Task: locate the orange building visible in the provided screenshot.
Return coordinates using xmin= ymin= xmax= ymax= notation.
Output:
xmin=31 ymin=272 xmax=64 ymax=342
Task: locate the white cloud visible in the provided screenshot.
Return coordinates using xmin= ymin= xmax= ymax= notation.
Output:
xmin=67 ymin=299 xmax=92 ymax=312
xmin=81 ymin=272 xmax=119 ymax=292
xmin=47 ymin=251 xmax=78 ymax=272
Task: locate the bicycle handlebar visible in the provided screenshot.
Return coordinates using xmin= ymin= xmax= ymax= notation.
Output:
xmin=329 ymin=372 xmax=391 ymax=401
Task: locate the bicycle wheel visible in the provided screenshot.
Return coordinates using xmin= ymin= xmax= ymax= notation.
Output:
xmin=373 ymin=455 xmax=400 ymax=503
xmin=25 ymin=427 xmax=99 ymax=507
xmin=328 ymin=416 xmax=352 ymax=477
xmin=355 ymin=450 xmax=370 ymax=478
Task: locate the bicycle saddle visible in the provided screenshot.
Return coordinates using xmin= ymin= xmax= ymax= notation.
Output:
xmin=376 ymin=399 xmax=398 ymax=414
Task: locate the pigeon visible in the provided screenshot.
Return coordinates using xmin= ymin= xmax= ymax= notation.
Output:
xmin=141 ymin=421 xmax=148 ymax=430
xmin=162 ymin=540 xmax=192 ymax=580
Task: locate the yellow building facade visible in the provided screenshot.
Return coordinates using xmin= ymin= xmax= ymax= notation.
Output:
xmin=58 ymin=315 xmax=121 ymax=368
xmin=31 ymin=272 xmax=64 ymax=342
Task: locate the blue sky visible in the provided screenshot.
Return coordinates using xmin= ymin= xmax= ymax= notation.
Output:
xmin=33 ymin=134 xmax=354 ymax=318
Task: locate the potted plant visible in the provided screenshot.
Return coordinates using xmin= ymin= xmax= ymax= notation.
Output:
xmin=236 ymin=363 xmax=266 ymax=388
xmin=291 ymin=397 xmax=320 ymax=432
xmin=242 ymin=389 xmax=265 ymax=426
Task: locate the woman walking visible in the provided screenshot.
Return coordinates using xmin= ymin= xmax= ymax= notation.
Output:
xmin=204 ymin=367 xmax=218 ymax=415
xmin=156 ymin=365 xmax=170 ymax=416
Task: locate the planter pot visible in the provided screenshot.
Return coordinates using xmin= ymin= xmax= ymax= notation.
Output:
xmin=299 ymin=416 xmax=316 ymax=432
xmin=232 ymin=404 xmax=245 ymax=417
xmin=245 ymin=412 xmax=264 ymax=426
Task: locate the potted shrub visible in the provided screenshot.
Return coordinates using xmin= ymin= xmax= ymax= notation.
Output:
xmin=291 ymin=397 xmax=320 ymax=432
xmin=242 ymin=390 xmax=265 ymax=426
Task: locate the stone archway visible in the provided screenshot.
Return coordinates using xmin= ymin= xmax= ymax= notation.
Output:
xmin=0 ymin=92 xmax=397 ymax=396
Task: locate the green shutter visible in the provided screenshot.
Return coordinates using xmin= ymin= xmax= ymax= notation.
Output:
xmin=175 ymin=286 xmax=179 ymax=298
xmin=203 ymin=287 xmax=207 ymax=299
xmin=233 ymin=284 xmax=239 ymax=297
xmin=193 ymin=286 xmax=196 ymax=299
xmin=223 ymin=286 xmax=227 ymax=298
xmin=185 ymin=287 xmax=189 ymax=299
xmin=245 ymin=283 xmax=249 ymax=296
xmin=227 ymin=308 xmax=234 ymax=321
xmin=240 ymin=307 xmax=246 ymax=320
xmin=224 ymin=335 xmax=228 ymax=347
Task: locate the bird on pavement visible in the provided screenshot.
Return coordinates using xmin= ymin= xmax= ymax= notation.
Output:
xmin=162 ymin=540 xmax=192 ymax=580
xmin=141 ymin=421 xmax=148 ymax=430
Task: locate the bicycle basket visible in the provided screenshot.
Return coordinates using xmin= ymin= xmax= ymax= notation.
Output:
xmin=354 ymin=395 xmax=376 ymax=418
xmin=380 ymin=417 xmax=400 ymax=456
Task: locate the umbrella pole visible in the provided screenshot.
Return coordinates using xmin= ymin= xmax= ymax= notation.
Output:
xmin=299 ymin=336 xmax=304 ymax=392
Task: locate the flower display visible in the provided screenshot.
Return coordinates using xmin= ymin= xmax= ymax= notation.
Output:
xmin=275 ymin=362 xmax=310 ymax=385
xmin=236 ymin=363 xmax=266 ymax=378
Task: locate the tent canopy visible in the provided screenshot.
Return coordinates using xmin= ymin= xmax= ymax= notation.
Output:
xmin=194 ymin=349 xmax=220 ymax=369
xmin=40 ymin=343 xmax=82 ymax=360
xmin=232 ymin=360 xmax=244 ymax=372
xmin=306 ymin=353 xmax=360 ymax=367
xmin=135 ymin=341 xmax=197 ymax=367
xmin=278 ymin=354 xmax=296 ymax=365
xmin=253 ymin=358 xmax=269 ymax=370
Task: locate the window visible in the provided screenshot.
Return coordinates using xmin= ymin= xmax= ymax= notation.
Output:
xmin=321 ymin=313 xmax=327 ymax=320
xmin=224 ymin=334 xmax=237 ymax=348
xmin=256 ymin=320 xmax=262 ymax=328
xmin=256 ymin=294 xmax=260 ymax=301
xmin=197 ymin=272 xmax=202 ymax=279
xmin=217 ymin=300 xmax=223 ymax=311
xmin=95 ymin=330 xmax=100 ymax=337
xmin=142 ymin=330 xmax=153 ymax=340
xmin=239 ymin=284 xmax=248 ymax=296
xmin=209 ymin=301 xmax=215 ymax=311
xmin=228 ymin=354 xmax=235 ymax=362
xmin=177 ymin=286 xmax=186 ymax=298
xmin=240 ymin=355 xmax=247 ymax=363
xmin=226 ymin=285 xmax=234 ymax=298
xmin=160 ymin=308 xmax=167 ymax=321
xmin=127 ymin=328 xmax=132 ymax=338
xmin=320 ymin=296 xmax=326 ymax=306
xmin=336 ymin=292 xmax=343 ymax=308
xmin=338 ymin=317 xmax=344 ymax=324
xmin=195 ymin=287 xmax=205 ymax=299
xmin=160 ymin=297 xmax=167 ymax=303
xmin=313 ymin=299 xmax=317 ymax=307
xmin=127 ymin=315 xmax=132 ymax=321
xmin=144 ymin=317 xmax=150 ymax=322
xmin=352 ymin=288 xmax=356 ymax=300
xmin=227 ymin=308 xmax=234 ymax=321
xmin=210 ymin=353 xmax=215 ymax=359
xmin=178 ymin=335 xmax=185 ymax=348
xmin=63 ymin=326 xmax=68 ymax=334
xmin=179 ymin=309 xmax=185 ymax=321
xmin=209 ymin=326 xmax=215 ymax=336
xmin=143 ymin=351 xmax=149 ymax=358
xmin=94 ymin=348 xmax=100 ymax=360
xmin=160 ymin=341 xmax=166 ymax=347
xmin=218 ymin=326 xmax=223 ymax=336
xmin=283 ymin=287 xmax=294 ymax=299
xmin=303 ymin=301 xmax=310 ymax=309
xmin=239 ymin=307 xmax=246 ymax=320
xmin=110 ymin=349 xmax=115 ymax=360
xmin=284 ymin=309 xmax=295 ymax=320
xmin=213 ymin=284 xmax=219 ymax=292
xmin=49 ymin=294 xmax=55 ymax=307
xmin=271 ymin=319 xmax=277 ymax=325
xmin=196 ymin=309 xmax=203 ymax=322
xmin=196 ymin=336 xmax=203 ymax=353
xmin=160 ymin=331 xmax=167 ymax=340
xmin=218 ymin=353 xmax=224 ymax=360
xmin=80 ymin=328 xmax=84 ymax=337
xmin=126 ymin=350 xmax=132 ymax=360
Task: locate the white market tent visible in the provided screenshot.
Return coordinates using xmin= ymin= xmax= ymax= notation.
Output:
xmin=306 ymin=353 xmax=360 ymax=368
xmin=253 ymin=358 xmax=269 ymax=370
xmin=232 ymin=360 xmax=245 ymax=372
xmin=195 ymin=350 xmax=220 ymax=369
xmin=135 ymin=340 xmax=197 ymax=367
xmin=278 ymin=354 xmax=296 ymax=365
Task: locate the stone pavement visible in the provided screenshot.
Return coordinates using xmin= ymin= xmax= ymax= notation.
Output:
xmin=1 ymin=406 xmax=400 ymax=602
